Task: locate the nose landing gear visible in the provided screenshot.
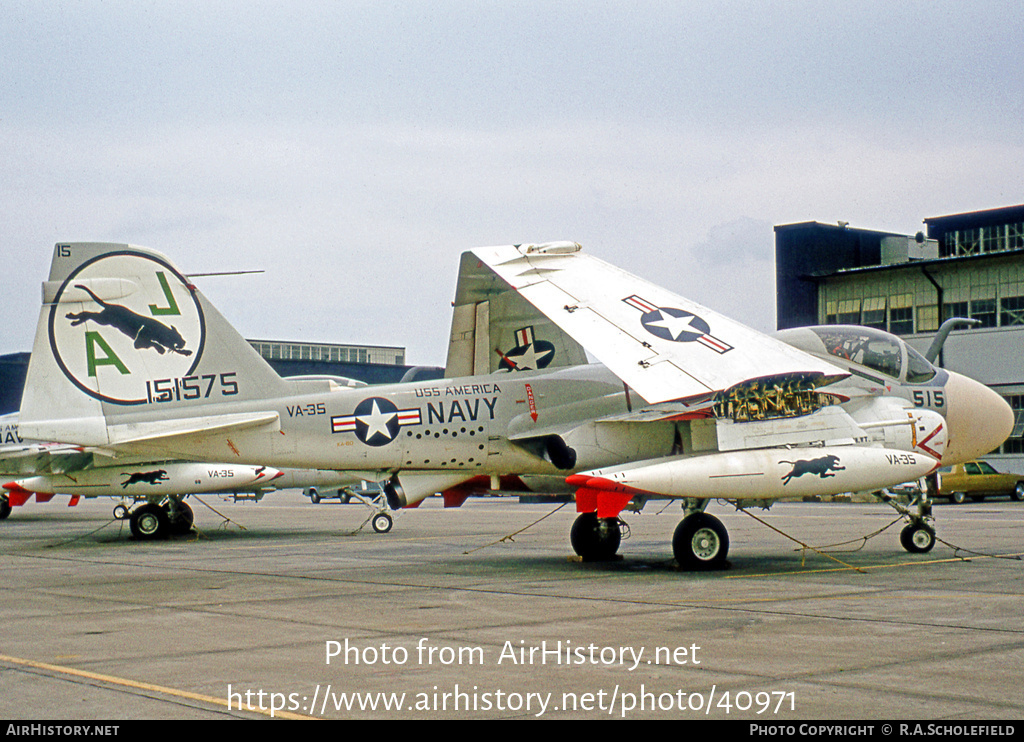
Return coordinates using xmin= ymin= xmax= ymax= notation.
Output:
xmin=881 ymin=473 xmax=938 ymax=554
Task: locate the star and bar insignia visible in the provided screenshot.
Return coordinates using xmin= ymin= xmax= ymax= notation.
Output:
xmin=623 ymin=295 xmax=733 ymax=354
xmin=331 ymin=397 xmax=421 ymax=446
xmin=497 ymin=326 xmax=556 ymax=371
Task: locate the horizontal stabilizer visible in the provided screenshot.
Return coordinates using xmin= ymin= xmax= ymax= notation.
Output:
xmin=107 ymin=411 xmax=280 ymax=446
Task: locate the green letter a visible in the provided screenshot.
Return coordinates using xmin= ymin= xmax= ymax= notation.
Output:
xmin=85 ymin=331 xmax=130 ymax=377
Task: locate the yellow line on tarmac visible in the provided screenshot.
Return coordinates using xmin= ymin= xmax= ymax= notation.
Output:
xmin=725 ymin=551 xmax=1024 ymax=579
xmin=0 ymin=654 xmax=314 ymax=720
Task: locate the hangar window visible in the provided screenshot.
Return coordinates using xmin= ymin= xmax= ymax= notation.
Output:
xmin=995 ymin=395 xmax=1024 ymax=453
xmin=916 ymin=304 xmax=939 ymax=333
xmin=970 ymin=297 xmax=997 ymax=328
xmin=837 ymin=299 xmax=861 ymax=324
xmin=862 ymin=297 xmax=886 ymax=329
xmin=943 ymin=301 xmax=969 ymax=323
xmin=1000 ymin=295 xmax=1024 ymax=326
xmin=1009 ymin=223 xmax=1024 ymax=250
xmin=981 ymin=225 xmax=1005 ymax=253
xmin=952 ymin=228 xmax=981 ymax=256
xmin=888 ymin=294 xmax=913 ymax=335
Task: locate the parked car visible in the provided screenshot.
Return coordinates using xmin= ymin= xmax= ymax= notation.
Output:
xmin=938 ymin=461 xmax=1024 ymax=504
xmin=304 ymin=486 xmax=351 ymax=504
xmin=304 ymin=480 xmax=383 ymax=504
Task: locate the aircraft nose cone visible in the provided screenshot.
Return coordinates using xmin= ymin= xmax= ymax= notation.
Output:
xmin=943 ymin=372 xmax=1014 ymax=464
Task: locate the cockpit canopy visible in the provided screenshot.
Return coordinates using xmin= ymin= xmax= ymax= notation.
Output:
xmin=775 ymin=325 xmax=937 ymax=383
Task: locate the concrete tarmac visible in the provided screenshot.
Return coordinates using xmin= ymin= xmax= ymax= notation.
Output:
xmin=2 ymin=492 xmax=1023 ymax=720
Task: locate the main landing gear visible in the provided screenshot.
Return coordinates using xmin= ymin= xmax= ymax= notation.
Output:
xmin=117 ymin=497 xmax=195 ymax=540
xmin=672 ymin=511 xmax=729 ymax=570
xmin=569 ymin=502 xmax=730 ymax=570
xmin=569 ymin=512 xmax=622 ymax=561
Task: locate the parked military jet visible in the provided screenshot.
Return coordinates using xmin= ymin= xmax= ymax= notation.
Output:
xmin=465 ymin=244 xmax=1011 ymax=564
xmin=16 ymin=242 xmax=1013 ymax=566
xmin=0 ymin=412 xmax=362 ymax=538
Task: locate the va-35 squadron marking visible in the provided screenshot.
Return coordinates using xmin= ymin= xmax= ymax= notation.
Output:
xmin=16 ymin=241 xmax=1013 ymax=567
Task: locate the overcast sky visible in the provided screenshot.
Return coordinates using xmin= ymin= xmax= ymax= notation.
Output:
xmin=3 ymin=1 xmax=1022 ymax=366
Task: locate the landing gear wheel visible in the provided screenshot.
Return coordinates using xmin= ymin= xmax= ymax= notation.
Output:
xmin=900 ymin=523 xmax=935 ymax=553
xmin=0 ymin=496 xmax=10 ymax=520
xmin=130 ymin=503 xmax=170 ymax=540
xmin=673 ymin=512 xmax=729 ymax=570
xmin=951 ymin=491 xmax=966 ymax=505
xmin=372 ymin=513 xmax=393 ymax=533
xmin=113 ymin=504 xmax=129 ymax=520
xmin=166 ymin=501 xmax=194 ymax=535
xmin=310 ymin=492 xmax=321 ymax=504
xmin=569 ymin=512 xmax=621 ymax=561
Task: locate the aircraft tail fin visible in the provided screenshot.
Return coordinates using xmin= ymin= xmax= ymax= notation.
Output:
xmin=20 ymin=242 xmax=292 ymax=445
xmin=445 ymin=248 xmax=589 ymax=377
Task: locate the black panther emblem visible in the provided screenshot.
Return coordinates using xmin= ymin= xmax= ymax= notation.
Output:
xmin=120 ymin=469 xmax=170 ymax=488
xmin=780 ymin=455 xmax=846 ymax=485
xmin=66 ymin=284 xmax=193 ymax=357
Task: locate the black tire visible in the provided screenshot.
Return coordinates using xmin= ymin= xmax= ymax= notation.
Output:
xmin=372 ymin=513 xmax=393 ymax=533
xmin=167 ymin=501 xmax=194 ymax=536
xmin=113 ymin=504 xmax=129 ymax=520
xmin=673 ymin=513 xmax=729 ymax=570
xmin=951 ymin=491 xmax=967 ymax=505
xmin=900 ymin=523 xmax=935 ymax=553
xmin=1012 ymin=483 xmax=1024 ymax=502
xmin=569 ymin=512 xmax=621 ymax=561
xmin=0 ymin=496 xmax=11 ymax=520
xmin=130 ymin=503 xmax=170 ymax=540
xmin=310 ymin=491 xmax=321 ymax=504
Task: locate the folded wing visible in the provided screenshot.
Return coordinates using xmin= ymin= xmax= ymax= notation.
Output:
xmin=470 ymin=243 xmax=845 ymax=404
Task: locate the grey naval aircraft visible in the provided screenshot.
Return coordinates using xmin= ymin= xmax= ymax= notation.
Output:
xmin=16 ymin=242 xmax=1013 ymax=567
xmin=0 ymin=411 xmax=365 ymax=537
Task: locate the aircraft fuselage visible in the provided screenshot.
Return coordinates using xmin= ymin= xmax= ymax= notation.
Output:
xmin=108 ymin=363 xmax=641 ymax=480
